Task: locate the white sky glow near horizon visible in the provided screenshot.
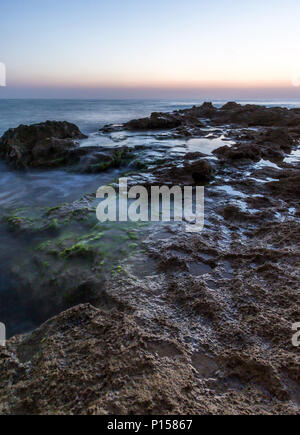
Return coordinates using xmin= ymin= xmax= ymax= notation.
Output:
xmin=1 ymin=0 xmax=300 ymax=98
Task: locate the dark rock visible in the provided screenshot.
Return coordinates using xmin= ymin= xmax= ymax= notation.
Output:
xmin=257 ymin=128 xmax=294 ymax=152
xmin=213 ymin=126 xmax=295 ymax=163
xmin=116 ymin=102 xmax=300 ymax=136
xmin=268 ymin=175 xmax=300 ymax=199
xmin=173 ymin=126 xmax=193 ymax=137
xmin=196 ymin=102 xmax=217 ymax=118
xmin=0 ymin=121 xmax=87 ymax=168
xmin=213 ymin=144 xmax=261 ymax=162
xmin=100 ymin=124 xmax=123 ymax=133
xmin=187 ymin=159 xmax=215 ymax=183
xmin=153 ymin=158 xmax=215 ymax=185
xmin=221 ymin=102 xmax=241 ymax=111
xmin=208 ymin=104 xmax=300 ymax=128
xmin=124 ymin=112 xmax=182 ymax=131
xmin=74 ymin=146 xmax=134 ymax=173
xmin=234 ymin=107 xmax=285 ymax=127
xmin=184 ymin=152 xmax=208 ymax=160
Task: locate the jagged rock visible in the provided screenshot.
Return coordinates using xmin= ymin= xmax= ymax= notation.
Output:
xmin=257 ymin=128 xmax=294 ymax=152
xmin=0 ymin=304 xmax=200 ymax=415
xmin=100 ymin=102 xmax=300 ymax=135
xmin=268 ymin=175 xmax=300 ymax=198
xmin=100 ymin=124 xmax=123 ymax=133
xmin=153 ymin=158 xmax=215 ymax=184
xmin=124 ymin=112 xmax=182 ymax=130
xmin=213 ymin=127 xmax=295 ymax=163
xmin=221 ymin=101 xmax=241 ymax=111
xmin=184 ymin=152 xmax=208 ymax=160
xmin=187 ymin=159 xmax=215 ymax=183
xmin=213 ymin=144 xmax=262 ymax=162
xmin=0 ymin=121 xmax=87 ymax=168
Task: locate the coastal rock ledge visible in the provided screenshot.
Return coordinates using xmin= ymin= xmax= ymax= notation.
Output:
xmin=0 ymin=121 xmax=87 ymax=168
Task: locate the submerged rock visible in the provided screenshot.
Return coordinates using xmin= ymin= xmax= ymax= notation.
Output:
xmin=0 ymin=121 xmax=87 ymax=168
xmin=71 ymin=146 xmax=135 ymax=173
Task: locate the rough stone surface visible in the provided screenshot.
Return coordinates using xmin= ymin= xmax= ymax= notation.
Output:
xmin=0 ymin=121 xmax=87 ymax=168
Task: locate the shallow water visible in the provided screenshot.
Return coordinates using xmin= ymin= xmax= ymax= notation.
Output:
xmin=0 ymin=161 xmax=122 ymax=213
xmin=284 ymin=146 xmax=300 ymax=164
xmin=187 ymin=135 xmax=234 ymax=154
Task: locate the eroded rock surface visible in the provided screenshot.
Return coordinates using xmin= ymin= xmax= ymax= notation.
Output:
xmin=1 ymin=103 xmax=300 ymax=415
xmin=0 ymin=121 xmax=87 ymax=168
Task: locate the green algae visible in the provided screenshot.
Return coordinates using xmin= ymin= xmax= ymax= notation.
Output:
xmin=0 ymin=197 xmax=150 ymax=327
xmin=127 ymin=231 xmax=139 ymax=241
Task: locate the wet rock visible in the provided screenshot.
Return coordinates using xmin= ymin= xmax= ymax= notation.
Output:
xmin=234 ymin=107 xmax=285 ymax=127
xmin=73 ymin=146 xmax=135 ymax=173
xmin=222 ymin=204 xmax=266 ymax=222
xmin=250 ymin=167 xmax=282 ymax=180
xmin=192 ymin=102 xmax=217 ymax=118
xmin=221 ymin=101 xmax=241 ymax=111
xmin=267 ymin=175 xmax=300 ymax=199
xmin=0 ymin=305 xmax=199 ymax=415
xmin=212 ymin=103 xmax=289 ymax=127
xmin=101 ymin=102 xmax=300 ymax=137
xmin=187 ymin=159 xmax=215 ymax=183
xmin=256 ymin=128 xmax=295 ymax=160
xmin=257 ymin=128 xmax=294 ymax=151
xmin=166 ymin=277 xmax=221 ymax=320
xmin=184 ymin=152 xmax=208 ymax=160
xmin=118 ymin=102 xmax=300 ymax=135
xmin=153 ymin=158 xmax=215 ymax=185
xmin=100 ymin=124 xmax=123 ymax=133
xmin=213 ymin=143 xmax=261 ymax=162
xmin=173 ymin=126 xmax=193 ymax=137
xmin=124 ymin=112 xmax=182 ymax=131
xmin=0 ymin=121 xmax=87 ymax=168
xmin=201 ymin=103 xmax=299 ymax=127
xmin=213 ymin=126 xmax=295 ymax=163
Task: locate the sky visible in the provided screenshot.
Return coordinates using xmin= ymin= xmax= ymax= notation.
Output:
xmin=1 ymin=0 xmax=300 ymax=98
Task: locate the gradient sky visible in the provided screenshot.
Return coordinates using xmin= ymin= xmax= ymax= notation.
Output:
xmin=1 ymin=0 xmax=300 ymax=98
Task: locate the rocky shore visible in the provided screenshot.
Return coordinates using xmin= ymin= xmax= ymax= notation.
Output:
xmin=0 ymin=102 xmax=300 ymax=415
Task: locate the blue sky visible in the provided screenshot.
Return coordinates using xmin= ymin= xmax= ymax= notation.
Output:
xmin=1 ymin=0 xmax=300 ymax=98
